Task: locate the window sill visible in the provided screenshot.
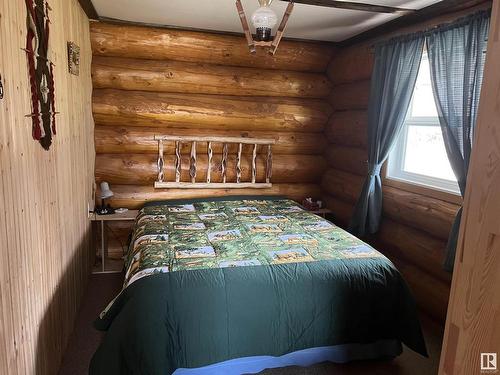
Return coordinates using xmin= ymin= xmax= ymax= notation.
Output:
xmin=383 ymin=176 xmax=463 ymax=205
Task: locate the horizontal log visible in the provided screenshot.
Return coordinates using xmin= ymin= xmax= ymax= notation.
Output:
xmin=93 ymin=89 xmax=332 ymax=133
xmin=322 ymin=168 xmax=458 ymax=240
xmin=321 ymin=193 xmax=354 ymax=228
xmin=95 ymin=126 xmax=327 ymax=155
xmin=95 ymin=154 xmax=326 ymax=184
xmin=324 ymin=146 xmax=367 ymax=176
xmin=103 ymin=184 xmax=321 ymax=209
xmin=329 ymin=80 xmax=371 ymax=111
xmin=384 ymin=178 xmax=462 ymax=205
xmin=90 ymin=22 xmax=335 ymax=73
xmin=383 ymin=186 xmax=459 ymax=240
xmin=102 ymin=220 xmax=133 ymax=256
xmin=92 ymin=56 xmax=332 ymax=98
xmin=327 ymin=45 xmax=373 ymax=85
xmin=376 ymin=217 xmax=451 ymax=284
xmin=325 ymin=110 xmax=368 ymax=148
xmin=321 ymin=168 xmax=364 ymax=204
xmin=103 ymin=220 xmax=134 ymax=238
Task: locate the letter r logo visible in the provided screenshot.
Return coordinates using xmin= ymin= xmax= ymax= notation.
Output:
xmin=482 ymin=353 xmax=497 ymax=371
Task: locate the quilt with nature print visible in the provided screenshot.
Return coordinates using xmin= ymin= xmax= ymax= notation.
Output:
xmin=90 ymin=196 xmax=427 ymax=375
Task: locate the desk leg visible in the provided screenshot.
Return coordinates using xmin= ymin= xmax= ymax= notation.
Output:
xmin=94 ymin=220 xmax=111 ymax=274
xmin=101 ymin=220 xmax=105 ymax=272
xmin=104 ymin=222 xmax=109 ymax=269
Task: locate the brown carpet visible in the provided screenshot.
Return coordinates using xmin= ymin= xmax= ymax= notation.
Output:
xmin=58 ymin=273 xmax=124 ymax=375
xmin=59 ymin=273 xmax=443 ymax=375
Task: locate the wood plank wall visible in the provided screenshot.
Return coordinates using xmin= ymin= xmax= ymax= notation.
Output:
xmin=323 ymin=32 xmax=469 ymax=323
xmin=0 ymin=1 xmax=94 ymax=374
xmin=90 ymin=22 xmax=335 ymax=253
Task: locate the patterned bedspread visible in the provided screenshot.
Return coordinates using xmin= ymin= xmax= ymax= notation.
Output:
xmin=124 ymin=198 xmax=384 ymax=288
xmin=91 ymin=197 xmax=427 ymax=375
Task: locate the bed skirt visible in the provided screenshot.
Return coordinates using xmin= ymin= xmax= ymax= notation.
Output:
xmin=174 ymin=339 xmax=402 ymax=374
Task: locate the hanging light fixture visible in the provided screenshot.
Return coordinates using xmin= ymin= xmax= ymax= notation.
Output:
xmin=251 ymin=0 xmax=278 ymax=42
xmin=236 ymin=0 xmax=294 ymax=55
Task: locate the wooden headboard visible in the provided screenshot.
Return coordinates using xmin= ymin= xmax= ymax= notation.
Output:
xmin=154 ymin=135 xmax=276 ymax=189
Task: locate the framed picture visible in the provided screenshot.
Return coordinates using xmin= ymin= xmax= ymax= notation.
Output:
xmin=67 ymin=42 xmax=80 ymax=76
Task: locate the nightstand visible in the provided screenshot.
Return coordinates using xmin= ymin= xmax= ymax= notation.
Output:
xmin=90 ymin=210 xmax=138 ymax=274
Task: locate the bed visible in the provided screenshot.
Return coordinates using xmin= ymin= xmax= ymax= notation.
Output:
xmin=89 ymin=196 xmax=427 ymax=375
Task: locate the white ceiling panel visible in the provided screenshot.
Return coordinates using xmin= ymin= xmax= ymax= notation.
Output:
xmin=91 ymin=0 xmax=442 ymax=42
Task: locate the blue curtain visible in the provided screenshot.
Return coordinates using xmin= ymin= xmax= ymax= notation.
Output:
xmin=349 ymin=34 xmax=425 ymax=237
xmin=426 ymin=10 xmax=490 ymax=271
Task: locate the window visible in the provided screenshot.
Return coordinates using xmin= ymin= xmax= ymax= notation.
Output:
xmin=387 ymin=52 xmax=460 ymax=194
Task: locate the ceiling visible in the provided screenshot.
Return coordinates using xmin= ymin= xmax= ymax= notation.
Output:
xmin=91 ymin=0 xmax=443 ymax=42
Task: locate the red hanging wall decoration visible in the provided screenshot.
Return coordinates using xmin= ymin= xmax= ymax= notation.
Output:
xmin=25 ymin=0 xmax=57 ymax=150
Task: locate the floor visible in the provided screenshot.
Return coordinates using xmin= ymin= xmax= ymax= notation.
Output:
xmin=58 ymin=273 xmax=124 ymax=375
xmin=59 ymin=273 xmax=444 ymax=375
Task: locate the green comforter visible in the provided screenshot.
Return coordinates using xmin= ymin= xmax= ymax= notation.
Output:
xmin=90 ymin=196 xmax=427 ymax=375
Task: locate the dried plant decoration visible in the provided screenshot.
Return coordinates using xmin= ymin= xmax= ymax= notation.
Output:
xmin=24 ymin=0 xmax=57 ymax=150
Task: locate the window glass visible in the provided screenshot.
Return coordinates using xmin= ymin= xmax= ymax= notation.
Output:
xmin=387 ymin=52 xmax=459 ymax=194
xmin=403 ymin=125 xmax=456 ymax=181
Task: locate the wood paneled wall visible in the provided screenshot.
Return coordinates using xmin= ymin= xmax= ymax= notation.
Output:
xmin=91 ymin=21 xmax=335 ymax=209
xmin=0 ymin=1 xmax=94 ymax=374
xmin=323 ymin=31 xmax=468 ymax=323
xmin=440 ymin=2 xmax=500 ymax=370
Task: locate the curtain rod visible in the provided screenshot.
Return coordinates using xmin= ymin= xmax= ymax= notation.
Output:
xmin=368 ymin=8 xmax=491 ymax=52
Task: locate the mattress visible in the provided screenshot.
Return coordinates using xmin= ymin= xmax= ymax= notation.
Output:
xmin=90 ymin=196 xmax=427 ymax=375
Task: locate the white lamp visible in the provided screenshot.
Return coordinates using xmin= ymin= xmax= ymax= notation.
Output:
xmin=97 ymin=181 xmax=114 ymax=215
xmin=251 ymin=0 xmax=278 ymax=41
xmin=100 ymin=181 xmax=114 ymax=200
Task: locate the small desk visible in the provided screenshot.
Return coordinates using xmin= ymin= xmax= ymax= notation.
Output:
xmin=90 ymin=210 xmax=139 ymax=273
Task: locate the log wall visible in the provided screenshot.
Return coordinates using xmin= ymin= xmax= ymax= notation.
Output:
xmin=323 ymin=0 xmax=492 ymax=326
xmin=323 ymin=41 xmax=462 ymax=323
xmin=0 ymin=1 xmax=94 ymax=374
xmin=91 ymin=21 xmax=335 ymax=208
xmin=91 ymin=22 xmax=335 ymax=254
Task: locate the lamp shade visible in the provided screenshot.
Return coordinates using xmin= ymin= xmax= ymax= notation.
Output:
xmin=100 ymin=181 xmax=114 ymax=199
xmin=251 ymin=2 xmax=277 ymax=42
xmin=251 ymin=6 xmax=277 ymax=29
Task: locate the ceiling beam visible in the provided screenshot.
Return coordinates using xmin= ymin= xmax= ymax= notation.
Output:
xmin=289 ymin=0 xmax=415 ymax=14
xmin=340 ymin=0 xmax=490 ymax=46
xmin=77 ymin=0 xmax=98 ymax=19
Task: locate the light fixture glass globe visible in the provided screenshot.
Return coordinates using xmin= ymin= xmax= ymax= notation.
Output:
xmin=251 ymin=6 xmax=277 ymax=41
xmin=251 ymin=6 xmax=278 ymax=29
